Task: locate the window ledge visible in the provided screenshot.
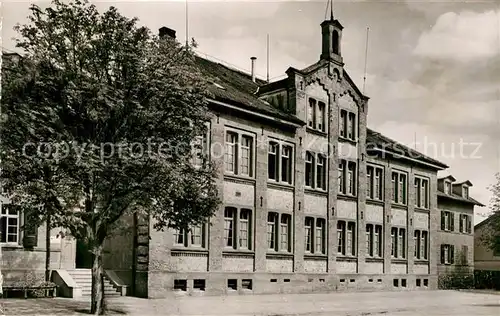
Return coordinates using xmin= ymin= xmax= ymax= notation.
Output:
xmin=391 ymin=203 xmax=408 ymax=210
xmin=337 ymin=194 xmax=357 ymax=201
xmin=266 ymin=252 xmax=294 ymax=259
xmin=336 ymin=256 xmax=357 ymax=262
xmin=171 ymin=248 xmax=208 ymax=255
xmin=366 ymin=199 xmax=384 ymax=206
xmin=338 ymin=136 xmax=358 ymax=146
xmin=223 ymin=174 xmax=256 ymax=185
xmin=365 ymin=257 xmax=384 ymax=263
xmin=305 ymin=188 xmax=328 ymax=196
xmin=391 ymin=258 xmax=408 ymax=264
xmin=222 ymin=250 xmax=255 ymax=257
xmin=306 ymin=127 xmax=327 ymax=137
xmin=414 ymin=260 xmax=429 ymax=264
xmin=414 ymin=207 xmax=430 ymax=212
xmin=1 ymin=244 xmax=23 ymax=250
xmin=304 ymin=254 xmax=327 ymax=260
xmin=267 ymin=181 xmax=294 ymax=192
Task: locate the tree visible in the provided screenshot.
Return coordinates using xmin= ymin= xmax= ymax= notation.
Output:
xmin=482 ymin=172 xmax=500 ymax=254
xmin=1 ymin=0 xmax=220 ymax=314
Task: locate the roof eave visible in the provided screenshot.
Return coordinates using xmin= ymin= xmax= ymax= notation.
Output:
xmin=368 ymin=147 xmax=448 ymax=170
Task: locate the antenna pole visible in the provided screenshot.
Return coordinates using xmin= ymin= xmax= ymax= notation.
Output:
xmin=267 ymin=34 xmax=270 ymax=83
xmin=330 ymin=0 xmax=334 ymax=20
xmin=362 ymin=27 xmax=370 ymax=94
xmin=185 ymin=0 xmax=189 ymax=47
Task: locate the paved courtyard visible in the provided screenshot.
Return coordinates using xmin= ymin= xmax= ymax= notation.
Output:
xmin=1 ymin=290 xmax=499 ymax=315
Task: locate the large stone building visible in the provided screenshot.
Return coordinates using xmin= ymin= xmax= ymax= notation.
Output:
xmin=435 ymin=176 xmax=484 ymax=279
xmin=2 ymin=14 xmax=483 ymax=298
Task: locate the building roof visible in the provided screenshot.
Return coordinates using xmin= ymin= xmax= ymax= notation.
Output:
xmin=437 ymin=190 xmax=485 ymax=207
xmin=194 ymin=56 xmax=304 ymax=126
xmin=454 ymin=180 xmax=473 ymax=187
xmin=438 ymin=175 xmax=457 ymax=182
xmin=475 ymin=212 xmax=498 ymax=229
xmin=366 ymin=128 xmax=449 ymax=170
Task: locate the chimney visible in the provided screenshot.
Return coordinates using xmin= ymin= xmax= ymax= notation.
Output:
xmin=159 ymin=26 xmax=176 ymax=40
xmin=250 ymin=57 xmax=257 ymax=83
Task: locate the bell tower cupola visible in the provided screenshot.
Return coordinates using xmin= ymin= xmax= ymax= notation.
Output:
xmin=320 ymin=0 xmax=343 ymax=64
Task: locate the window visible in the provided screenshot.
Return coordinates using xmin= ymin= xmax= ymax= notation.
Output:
xmin=193 ymin=279 xmax=206 ymax=291
xmin=391 ymin=171 xmax=407 ymax=205
xmin=414 ymin=230 xmax=428 ymax=260
xmin=308 ymin=98 xmax=327 ymax=132
xmin=242 ymin=279 xmax=252 ymax=290
xmin=227 ymin=279 xmax=237 ymax=290
xmin=268 ymin=142 xmax=279 ymax=181
xmin=308 ymin=98 xmax=316 ymax=128
xmin=337 ymin=221 xmax=345 ymax=255
xmin=267 ymin=212 xmax=278 ymax=250
xmin=445 ymin=181 xmax=451 ymax=195
xmin=240 ymin=136 xmax=253 ymax=176
xmin=305 ymin=217 xmax=326 ymax=255
xmin=224 ymin=207 xmax=236 ymax=248
xmin=225 ymin=132 xmax=238 ymax=173
xmin=315 ymin=218 xmax=325 ymax=254
xmin=337 ymin=221 xmax=356 ymax=256
xmin=268 ymin=141 xmax=293 ymax=184
xmin=225 ymin=129 xmax=254 ymax=177
xmin=239 ymin=209 xmax=252 ymax=249
xmin=280 ymin=214 xmax=292 ymax=252
xmin=305 ymin=152 xmax=315 ymax=188
xmin=316 ymin=155 xmax=327 ymax=190
xmin=461 ymin=245 xmax=469 ymax=265
xmin=339 ymin=109 xmax=356 ymax=141
xmin=398 ymin=228 xmax=406 ymax=259
xmin=173 ymin=224 xmax=207 ymax=248
xmin=463 ymin=186 xmax=469 ymax=199
xmin=441 ymin=211 xmax=454 ymax=231
xmin=415 ymin=177 xmax=429 ymax=209
xmin=317 ymin=101 xmax=326 ymax=132
xmin=306 ymin=151 xmax=327 ymax=191
xmin=174 ymin=279 xmax=187 ymax=291
xmin=441 ymin=244 xmax=455 ymax=264
xmin=367 ymin=165 xmax=384 ymax=200
xmin=338 ymin=160 xmax=356 ymax=196
xmin=193 ymin=124 xmax=210 ymax=167
xmin=281 ymin=145 xmax=293 ymax=184
xmin=268 ymin=212 xmax=292 ymax=252
xmin=223 ymin=207 xmax=253 ymax=250
xmin=1 ymin=204 xmax=19 ymax=244
xmin=391 ymin=227 xmax=406 ymax=259
xmin=366 ymin=224 xmax=383 ymax=258
xmin=459 ymin=214 xmax=472 ymax=234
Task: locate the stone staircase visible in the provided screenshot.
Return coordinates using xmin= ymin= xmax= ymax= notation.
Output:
xmin=67 ymin=269 xmax=122 ymax=297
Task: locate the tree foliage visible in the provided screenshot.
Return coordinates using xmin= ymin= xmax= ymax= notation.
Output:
xmin=1 ymin=0 xmax=220 ymax=314
xmin=482 ymin=172 xmax=500 ymax=254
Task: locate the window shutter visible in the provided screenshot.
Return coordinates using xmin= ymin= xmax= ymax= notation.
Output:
xmin=467 ymin=216 xmax=472 ymax=234
xmin=450 ymin=213 xmax=455 ymax=231
xmin=450 ymin=245 xmax=455 ymax=264
xmin=459 ymin=215 xmax=463 ymax=233
xmin=23 ymin=208 xmax=38 ymax=249
xmin=440 ymin=212 xmax=445 ymax=230
xmin=440 ymin=245 xmax=445 ymax=264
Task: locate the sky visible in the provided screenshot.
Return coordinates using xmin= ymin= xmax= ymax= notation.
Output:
xmin=2 ymin=0 xmax=500 ymax=224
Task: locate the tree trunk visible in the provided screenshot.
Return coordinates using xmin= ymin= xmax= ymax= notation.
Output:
xmin=45 ymin=214 xmax=51 ymax=282
xmin=90 ymin=243 xmax=105 ymax=315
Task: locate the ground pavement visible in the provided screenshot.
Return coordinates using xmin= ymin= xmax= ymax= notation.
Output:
xmin=1 ymin=290 xmax=499 ymax=315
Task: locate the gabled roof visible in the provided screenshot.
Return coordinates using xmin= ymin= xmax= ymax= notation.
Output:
xmin=475 ymin=212 xmax=498 ymax=229
xmin=437 ymin=190 xmax=485 ymax=207
xmin=438 ymin=175 xmax=456 ymax=182
xmin=454 ymin=180 xmax=473 ymax=187
xmin=366 ymin=128 xmax=449 ymax=170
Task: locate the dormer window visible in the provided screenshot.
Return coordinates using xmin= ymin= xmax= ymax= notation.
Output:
xmin=463 ymin=186 xmax=469 ymax=199
xmin=445 ymin=182 xmax=451 ymax=195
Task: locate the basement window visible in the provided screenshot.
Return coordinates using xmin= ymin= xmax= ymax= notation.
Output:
xmin=340 ymin=279 xmax=346 ymax=283
xmin=423 ymin=279 xmax=429 ymax=287
xmin=377 ymin=279 xmax=382 ymax=283
xmin=368 ymin=279 xmax=373 ymax=283
xmin=193 ymin=279 xmax=205 ymax=291
xmin=319 ymin=279 xmax=325 ymax=283
xmin=416 ymin=279 xmax=421 ymax=287
xmin=242 ymin=279 xmax=253 ymax=290
xmin=393 ymin=279 xmax=399 ymax=287
xmin=174 ymin=279 xmax=187 ymax=291
xmin=401 ymin=279 xmax=407 ymax=287
xmin=270 ymin=279 xmax=277 ymax=283
xmin=284 ymin=279 xmax=290 ymax=283
xmin=350 ymin=279 xmax=355 ymax=283
xmin=227 ymin=279 xmax=237 ymax=290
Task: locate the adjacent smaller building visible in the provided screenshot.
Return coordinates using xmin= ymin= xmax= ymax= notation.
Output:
xmin=474 ymin=213 xmax=500 ymax=272
xmin=436 ymin=176 xmax=484 ymax=278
